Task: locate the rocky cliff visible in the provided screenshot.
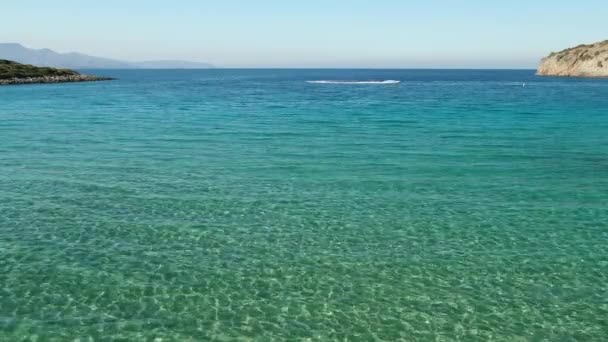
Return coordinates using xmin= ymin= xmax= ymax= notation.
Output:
xmin=537 ymin=40 xmax=608 ymax=77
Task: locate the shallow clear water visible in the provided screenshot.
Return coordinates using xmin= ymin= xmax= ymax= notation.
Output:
xmin=1 ymin=69 xmax=607 ymax=341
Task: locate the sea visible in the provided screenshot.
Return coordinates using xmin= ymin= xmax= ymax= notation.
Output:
xmin=1 ymin=69 xmax=607 ymax=340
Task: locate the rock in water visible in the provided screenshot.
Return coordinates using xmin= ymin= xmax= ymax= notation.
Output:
xmin=537 ymin=40 xmax=608 ymax=77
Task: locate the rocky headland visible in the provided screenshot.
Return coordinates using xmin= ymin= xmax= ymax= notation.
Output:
xmin=0 ymin=59 xmax=113 ymax=85
xmin=537 ymin=40 xmax=608 ymax=77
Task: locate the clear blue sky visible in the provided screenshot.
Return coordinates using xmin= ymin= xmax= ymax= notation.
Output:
xmin=2 ymin=0 xmax=607 ymax=68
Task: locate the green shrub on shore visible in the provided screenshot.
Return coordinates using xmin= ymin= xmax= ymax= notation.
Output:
xmin=0 ymin=59 xmax=79 ymax=80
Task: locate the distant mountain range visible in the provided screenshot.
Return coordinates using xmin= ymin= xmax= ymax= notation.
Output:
xmin=0 ymin=43 xmax=214 ymax=69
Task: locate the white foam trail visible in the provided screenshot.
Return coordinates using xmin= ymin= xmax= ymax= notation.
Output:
xmin=306 ymin=80 xmax=401 ymax=85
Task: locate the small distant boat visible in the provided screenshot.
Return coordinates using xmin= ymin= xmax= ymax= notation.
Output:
xmin=307 ymin=80 xmax=401 ymax=85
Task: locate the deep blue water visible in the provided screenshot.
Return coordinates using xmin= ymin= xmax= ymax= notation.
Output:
xmin=1 ymin=69 xmax=607 ymax=340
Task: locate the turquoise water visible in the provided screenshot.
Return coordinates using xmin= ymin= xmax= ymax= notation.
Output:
xmin=1 ymin=69 xmax=607 ymax=341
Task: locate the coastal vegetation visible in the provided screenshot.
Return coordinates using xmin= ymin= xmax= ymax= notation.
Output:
xmin=0 ymin=59 xmax=77 ymax=79
xmin=0 ymin=59 xmax=112 ymax=85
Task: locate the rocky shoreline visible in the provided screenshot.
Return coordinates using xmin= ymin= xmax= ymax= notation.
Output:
xmin=537 ymin=40 xmax=608 ymax=77
xmin=0 ymin=74 xmax=114 ymax=85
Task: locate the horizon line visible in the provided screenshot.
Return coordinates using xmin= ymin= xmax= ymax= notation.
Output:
xmin=77 ymin=67 xmax=538 ymax=71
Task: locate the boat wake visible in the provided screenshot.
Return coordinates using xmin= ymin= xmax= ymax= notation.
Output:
xmin=306 ymin=80 xmax=401 ymax=85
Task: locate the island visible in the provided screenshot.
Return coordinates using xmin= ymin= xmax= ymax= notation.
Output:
xmin=537 ymin=40 xmax=608 ymax=77
xmin=0 ymin=59 xmax=113 ymax=85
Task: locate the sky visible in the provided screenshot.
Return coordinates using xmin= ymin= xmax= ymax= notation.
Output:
xmin=2 ymin=0 xmax=607 ymax=68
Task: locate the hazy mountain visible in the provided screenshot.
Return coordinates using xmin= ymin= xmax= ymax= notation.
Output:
xmin=134 ymin=60 xmax=214 ymax=69
xmin=0 ymin=43 xmax=214 ymax=69
xmin=0 ymin=43 xmax=133 ymax=69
